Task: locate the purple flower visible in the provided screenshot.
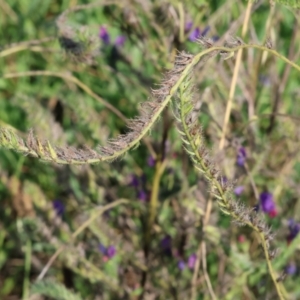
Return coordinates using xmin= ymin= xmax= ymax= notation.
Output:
xmin=212 ymin=35 xmax=220 ymax=42
xmin=185 ymin=21 xmax=193 ymax=32
xmin=99 ymin=26 xmax=110 ymax=44
xmin=115 ymin=35 xmax=126 ymax=47
xmin=237 ymin=147 xmax=247 ymax=166
xmin=178 ymin=260 xmax=186 ymax=271
xmin=53 ymin=199 xmax=65 ymax=216
xmin=259 ymin=192 xmax=277 ymax=217
xmin=129 ymin=174 xmax=140 ymax=188
xmin=98 ymin=243 xmax=107 ymax=254
xmin=138 ymin=189 xmax=147 ymax=201
xmin=161 ymin=235 xmax=172 ymax=257
xmin=234 ymin=186 xmax=244 ymax=196
xmin=129 ymin=174 xmax=149 ymax=201
xmin=147 ymin=155 xmax=155 ymax=167
xmin=189 ymin=27 xmax=201 ymax=42
xmin=98 ymin=244 xmax=116 ymax=259
xmin=187 ymin=253 xmax=197 ymax=269
xmin=285 ymin=263 xmax=297 ymax=275
xmin=287 ymin=219 xmax=300 ymax=243
xmin=106 ymin=245 xmax=116 ymax=258
xmin=201 ymin=26 xmax=210 ymax=37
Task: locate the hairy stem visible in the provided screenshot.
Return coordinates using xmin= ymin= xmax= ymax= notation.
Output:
xmin=177 ymin=79 xmax=287 ymax=300
xmin=1 ymin=44 xmax=299 ymax=165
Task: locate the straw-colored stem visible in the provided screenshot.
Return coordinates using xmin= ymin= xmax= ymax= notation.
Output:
xmin=2 ymin=70 xmax=127 ymax=122
xmin=146 ymin=159 xmax=167 ymax=244
xmin=219 ymin=1 xmax=252 ymax=150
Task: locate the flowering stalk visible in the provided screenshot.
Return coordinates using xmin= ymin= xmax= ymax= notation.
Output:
xmin=1 ymin=40 xmax=300 ymax=298
xmin=1 ymin=29 xmax=299 ymax=297
xmin=173 ymin=70 xmax=287 ymax=299
xmin=1 ymin=43 xmax=299 ymax=166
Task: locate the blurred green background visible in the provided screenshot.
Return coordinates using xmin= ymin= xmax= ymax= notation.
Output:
xmin=0 ymin=0 xmax=300 ymax=299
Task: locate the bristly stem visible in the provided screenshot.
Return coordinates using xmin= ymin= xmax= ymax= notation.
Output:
xmin=1 ymin=43 xmax=300 ymax=166
xmin=259 ymin=231 xmax=288 ymax=299
xmin=176 ymin=77 xmax=287 ymax=299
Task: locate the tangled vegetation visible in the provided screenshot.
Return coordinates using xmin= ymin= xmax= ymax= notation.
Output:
xmin=0 ymin=1 xmax=300 ymax=299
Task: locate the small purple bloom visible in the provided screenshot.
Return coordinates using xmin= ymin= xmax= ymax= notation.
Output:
xmin=201 ymin=26 xmax=210 ymax=37
xmin=234 ymin=186 xmax=244 ymax=196
xmin=98 ymin=244 xmax=116 ymax=259
xmin=115 ymin=35 xmax=126 ymax=47
xmin=237 ymin=147 xmax=247 ymax=166
xmin=129 ymin=174 xmax=140 ymax=188
xmin=53 ymin=199 xmax=65 ymax=216
xmin=178 ymin=260 xmax=186 ymax=271
xmin=161 ymin=235 xmax=172 ymax=257
xmin=129 ymin=174 xmax=149 ymax=201
xmin=138 ymin=189 xmax=147 ymax=201
xmin=259 ymin=192 xmax=277 ymax=217
xmin=212 ymin=35 xmax=220 ymax=42
xmin=99 ymin=26 xmax=110 ymax=44
xmin=106 ymin=245 xmax=116 ymax=258
xmin=287 ymin=219 xmax=300 ymax=242
xmin=285 ymin=263 xmax=297 ymax=275
xmin=185 ymin=21 xmax=193 ymax=32
xmin=187 ymin=253 xmax=197 ymax=269
xmin=161 ymin=235 xmax=171 ymax=248
xmin=147 ymin=155 xmax=155 ymax=167
xmin=98 ymin=243 xmax=107 ymax=254
xmin=189 ymin=27 xmax=201 ymax=42
xmin=220 ymin=176 xmax=228 ymax=184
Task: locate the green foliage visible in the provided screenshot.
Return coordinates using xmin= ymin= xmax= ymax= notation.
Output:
xmin=1 ymin=1 xmax=300 ymax=300
xmin=30 ymin=280 xmax=83 ymax=300
xmin=273 ymin=0 xmax=300 ymax=8
xmin=248 ymin=0 xmax=300 ymax=8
